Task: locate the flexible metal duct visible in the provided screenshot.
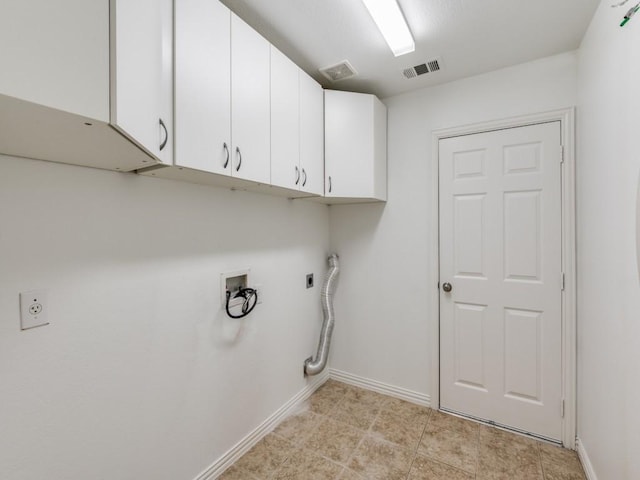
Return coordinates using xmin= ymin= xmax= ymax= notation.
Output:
xmin=304 ymin=254 xmax=340 ymax=376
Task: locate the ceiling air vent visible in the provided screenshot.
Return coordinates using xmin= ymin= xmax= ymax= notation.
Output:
xmin=319 ymin=60 xmax=358 ymax=82
xmin=403 ymin=57 xmax=442 ymax=79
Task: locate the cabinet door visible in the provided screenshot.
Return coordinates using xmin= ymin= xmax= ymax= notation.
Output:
xmin=110 ymin=0 xmax=173 ymax=164
xmin=324 ymin=90 xmax=373 ymax=197
xmin=299 ymin=72 xmax=324 ymax=196
xmin=0 ymin=0 xmax=109 ymax=121
xmin=270 ymin=46 xmax=300 ymax=190
xmin=231 ymin=14 xmax=270 ymax=184
xmin=175 ymin=0 xmax=231 ymax=174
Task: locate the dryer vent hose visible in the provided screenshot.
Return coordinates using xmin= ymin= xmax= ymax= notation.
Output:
xmin=304 ymin=254 xmax=340 ymax=376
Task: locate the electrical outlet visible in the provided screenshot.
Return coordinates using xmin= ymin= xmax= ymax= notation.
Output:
xmin=20 ymin=290 xmax=49 ymax=330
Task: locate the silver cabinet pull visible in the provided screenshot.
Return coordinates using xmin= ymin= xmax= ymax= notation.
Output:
xmin=295 ymin=166 xmax=300 ymax=185
xmin=442 ymin=282 xmax=453 ymax=292
xmin=302 ymin=168 xmax=307 ymax=187
xmin=223 ymin=143 xmax=229 ymax=168
xmin=236 ymin=147 xmax=242 ymax=171
xmin=159 ymin=118 xmax=168 ymax=151
xmin=328 ymin=176 xmax=332 ymax=193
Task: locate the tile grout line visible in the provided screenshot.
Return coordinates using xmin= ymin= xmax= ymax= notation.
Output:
xmin=404 ymin=407 xmax=432 ymax=480
xmin=304 ymin=386 xmax=351 ymax=479
xmin=538 ymin=441 xmax=548 ymax=480
xmin=338 ymin=399 xmax=384 ymax=478
xmin=474 ymin=421 xmax=481 ymax=479
xmin=417 ymin=411 xmax=483 ymax=478
xmin=332 ymin=381 xmax=441 ymax=479
xmin=286 ymin=384 xmax=363 ymax=479
xmin=325 ymin=385 xmax=367 ymax=476
xmin=268 ymin=384 xmax=351 ymax=480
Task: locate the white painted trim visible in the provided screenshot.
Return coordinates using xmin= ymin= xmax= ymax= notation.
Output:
xmin=193 ymin=372 xmax=329 ymax=480
xmin=329 ymin=368 xmax=431 ymax=407
xmin=560 ymin=108 xmax=577 ymax=450
xmin=429 ymin=122 xmax=441 ymax=414
xmin=576 ymin=438 xmax=599 ymax=480
xmin=429 ymin=107 xmax=577 ymax=448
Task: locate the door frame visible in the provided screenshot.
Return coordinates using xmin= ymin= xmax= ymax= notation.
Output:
xmin=428 ymin=108 xmax=577 ymax=448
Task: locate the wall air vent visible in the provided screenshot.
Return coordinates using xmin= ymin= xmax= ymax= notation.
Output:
xmin=403 ymin=57 xmax=442 ymax=79
xmin=319 ymin=60 xmax=358 ymax=82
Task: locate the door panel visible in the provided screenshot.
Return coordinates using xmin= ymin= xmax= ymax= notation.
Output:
xmin=504 ymin=307 xmax=543 ymax=403
xmin=111 ymin=0 xmax=170 ymax=162
xmin=504 ymin=190 xmax=542 ymax=281
xmin=231 ymin=14 xmax=270 ymax=183
xmin=174 ymin=0 xmax=231 ymax=174
xmin=439 ymin=121 xmax=562 ymax=441
xmin=454 ymin=194 xmax=486 ymax=278
xmin=453 ymin=302 xmax=488 ymax=390
xmin=270 ymin=45 xmax=300 ymax=190
xmin=299 ymin=70 xmax=324 ymax=195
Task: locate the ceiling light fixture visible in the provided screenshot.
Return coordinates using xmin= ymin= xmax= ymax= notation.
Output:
xmin=361 ymin=0 xmax=415 ymax=57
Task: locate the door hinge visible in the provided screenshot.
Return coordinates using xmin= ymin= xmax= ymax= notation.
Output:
xmin=561 ymin=399 xmax=565 ymax=418
xmin=561 ymin=272 xmax=565 ymax=291
xmin=560 ymin=145 xmax=565 ymax=164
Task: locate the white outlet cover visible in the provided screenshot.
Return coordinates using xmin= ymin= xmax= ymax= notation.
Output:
xmin=20 ymin=290 xmax=49 ymax=330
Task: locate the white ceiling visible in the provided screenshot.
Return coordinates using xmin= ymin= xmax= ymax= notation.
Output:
xmin=219 ymin=0 xmax=601 ymax=99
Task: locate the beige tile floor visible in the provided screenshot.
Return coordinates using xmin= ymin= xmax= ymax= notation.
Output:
xmin=219 ymin=380 xmax=586 ymax=480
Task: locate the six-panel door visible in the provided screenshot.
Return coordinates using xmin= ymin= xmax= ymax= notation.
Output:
xmin=439 ymin=122 xmax=563 ymax=441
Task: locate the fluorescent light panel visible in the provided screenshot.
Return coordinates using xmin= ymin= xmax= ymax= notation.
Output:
xmin=361 ymin=0 xmax=415 ymax=56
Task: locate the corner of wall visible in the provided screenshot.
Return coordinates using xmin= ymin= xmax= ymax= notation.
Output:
xmin=576 ymin=438 xmax=598 ymax=480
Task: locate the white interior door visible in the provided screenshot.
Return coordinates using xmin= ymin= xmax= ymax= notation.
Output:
xmin=439 ymin=121 xmax=563 ymax=441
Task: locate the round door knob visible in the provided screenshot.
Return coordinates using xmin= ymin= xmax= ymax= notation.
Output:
xmin=442 ymin=282 xmax=452 ymax=292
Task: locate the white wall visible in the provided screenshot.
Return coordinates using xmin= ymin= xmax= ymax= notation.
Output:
xmin=329 ymin=52 xmax=578 ymax=397
xmin=0 ymin=155 xmax=329 ymax=480
xmin=576 ymin=2 xmax=640 ymax=479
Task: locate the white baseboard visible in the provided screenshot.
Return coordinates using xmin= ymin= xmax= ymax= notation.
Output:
xmin=576 ymin=438 xmax=598 ymax=480
xmin=193 ymin=371 xmax=329 ymax=480
xmin=329 ymin=369 xmax=431 ymax=407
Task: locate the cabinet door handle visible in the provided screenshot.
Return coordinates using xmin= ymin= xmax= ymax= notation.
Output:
xmin=328 ymin=176 xmax=332 ymax=193
xmin=236 ymin=147 xmax=242 ymax=171
xmin=159 ymin=118 xmax=168 ymax=151
xmin=223 ymin=142 xmax=229 ymax=169
xmin=295 ymin=166 xmax=300 ymax=185
xmin=302 ymin=168 xmax=307 ymax=187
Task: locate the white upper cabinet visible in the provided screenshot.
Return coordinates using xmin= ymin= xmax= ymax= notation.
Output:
xmin=324 ymin=90 xmax=387 ymax=202
xmin=231 ymin=13 xmax=271 ymax=184
xmin=174 ymin=0 xmax=231 ymax=175
xmin=0 ymin=0 xmax=157 ymax=171
xmin=110 ymin=0 xmax=173 ymax=164
xmin=0 ymin=0 xmax=109 ymax=121
xmin=1 ymin=0 xmax=381 ymax=205
xmin=270 ymin=46 xmax=300 ymax=191
xmin=151 ymin=2 xmax=273 ymax=190
xmin=271 ymin=49 xmax=324 ymax=197
xmin=299 ymin=71 xmax=324 ymax=196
